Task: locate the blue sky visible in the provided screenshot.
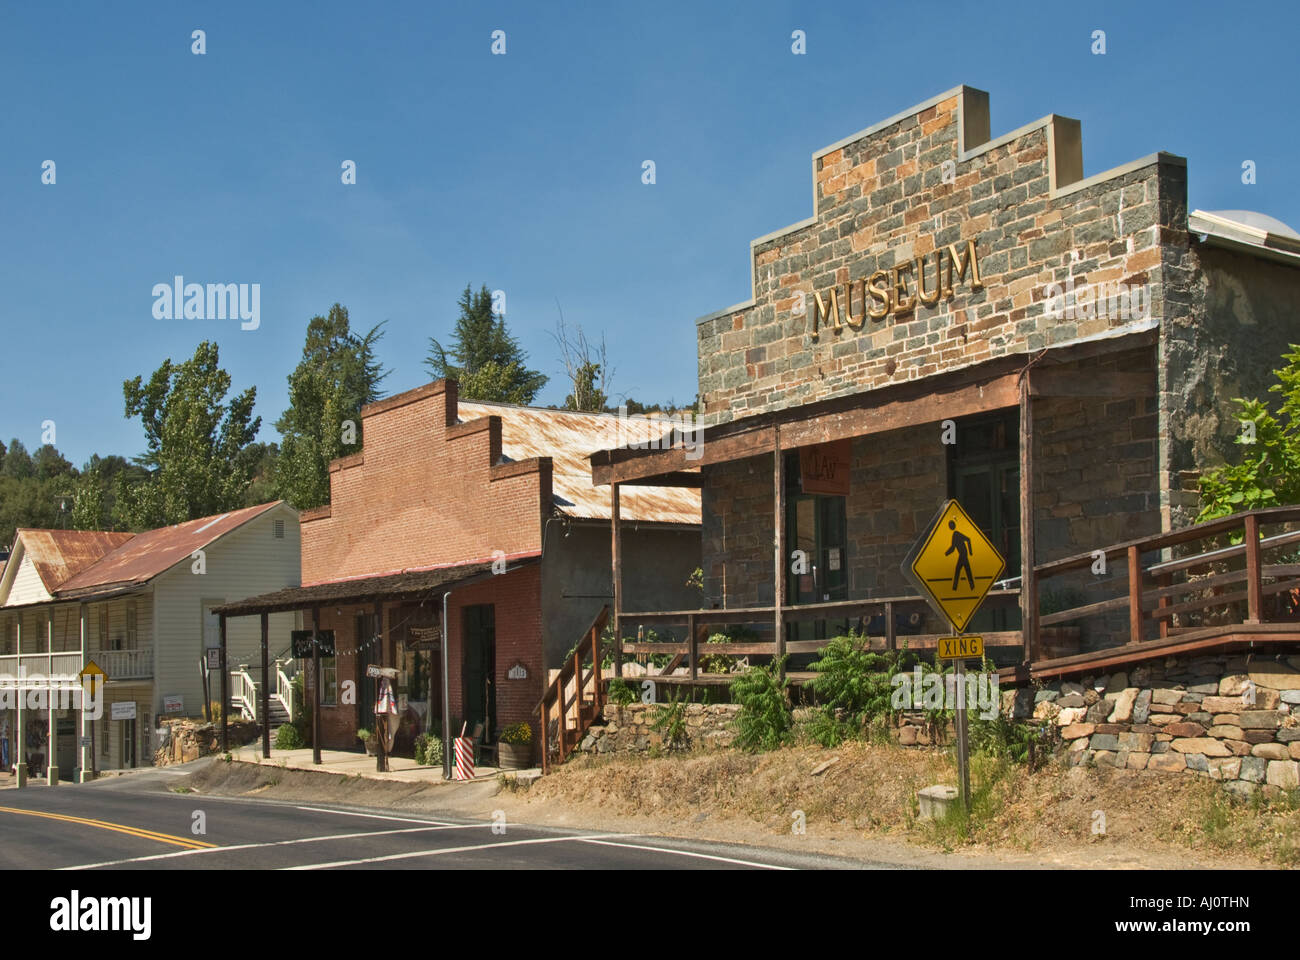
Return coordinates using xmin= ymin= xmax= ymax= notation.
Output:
xmin=2 ymin=0 xmax=1298 ymax=468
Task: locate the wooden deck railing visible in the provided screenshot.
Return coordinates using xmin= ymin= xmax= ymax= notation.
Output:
xmin=616 ymin=590 xmax=1022 ymax=680
xmin=1033 ymin=505 xmax=1300 ymax=650
xmin=536 ymin=605 xmax=609 ymax=774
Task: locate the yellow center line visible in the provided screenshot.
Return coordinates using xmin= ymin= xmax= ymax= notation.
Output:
xmin=0 ymin=805 xmax=216 ymax=850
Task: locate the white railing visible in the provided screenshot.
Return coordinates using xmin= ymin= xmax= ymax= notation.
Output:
xmin=274 ymin=659 xmax=296 ymax=723
xmin=0 ymin=651 xmax=85 ymax=681
xmin=230 ymin=665 xmax=259 ymax=722
xmin=95 ymin=646 xmax=154 ymax=680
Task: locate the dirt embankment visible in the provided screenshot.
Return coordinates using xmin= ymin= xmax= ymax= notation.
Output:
xmin=181 ymin=742 xmax=1300 ymax=869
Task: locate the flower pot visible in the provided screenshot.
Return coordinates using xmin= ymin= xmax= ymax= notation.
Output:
xmin=497 ymin=740 xmax=533 ymax=770
xmin=362 ymin=738 xmax=377 ymax=756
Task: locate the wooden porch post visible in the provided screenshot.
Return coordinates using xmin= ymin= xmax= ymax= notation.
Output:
xmin=774 ymin=426 xmax=786 ymax=676
xmin=219 ymin=613 xmax=229 ymax=754
xmin=1244 ymin=513 xmax=1262 ymax=624
xmin=260 ymin=612 xmax=270 ymax=759
xmin=1127 ymin=545 xmax=1143 ymax=644
xmin=375 ymin=601 xmax=386 ymax=772
xmin=611 ymin=482 xmax=623 ymax=678
xmin=311 ymin=605 xmax=322 ymax=765
xmin=46 ymin=609 xmax=57 ymax=785
xmin=1019 ymin=371 xmax=1037 ymax=665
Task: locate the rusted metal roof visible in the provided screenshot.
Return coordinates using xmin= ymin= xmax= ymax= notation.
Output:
xmin=13 ymin=529 xmax=136 ymax=592
xmin=213 ymin=556 xmax=538 ymax=617
xmin=55 ymin=502 xmax=284 ymax=596
xmin=457 ymin=401 xmax=701 ymax=525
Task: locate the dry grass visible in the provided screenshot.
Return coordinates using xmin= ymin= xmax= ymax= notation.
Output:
xmin=518 ymin=742 xmax=1300 ymax=867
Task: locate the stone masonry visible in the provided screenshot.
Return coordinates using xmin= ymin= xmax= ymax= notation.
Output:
xmin=1006 ymin=653 xmax=1300 ymax=796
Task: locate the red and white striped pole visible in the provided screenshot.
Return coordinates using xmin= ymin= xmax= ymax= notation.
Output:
xmin=454 ymin=722 xmax=474 ymax=781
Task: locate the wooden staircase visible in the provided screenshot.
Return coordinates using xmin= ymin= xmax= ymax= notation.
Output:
xmin=536 ymin=605 xmax=608 ymax=774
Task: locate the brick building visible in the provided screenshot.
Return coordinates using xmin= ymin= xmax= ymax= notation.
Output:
xmin=590 ymin=85 xmax=1300 ymax=669
xmin=216 ymin=380 xmax=699 ymax=768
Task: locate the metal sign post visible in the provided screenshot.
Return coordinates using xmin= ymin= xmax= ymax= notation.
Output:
xmin=903 ymin=499 xmax=1005 ymax=819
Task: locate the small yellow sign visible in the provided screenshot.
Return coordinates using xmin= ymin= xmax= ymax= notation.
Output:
xmin=937 ymin=635 xmax=984 ymax=660
xmin=79 ymin=659 xmax=108 ymax=691
xmin=905 ymin=500 xmax=1005 ymax=633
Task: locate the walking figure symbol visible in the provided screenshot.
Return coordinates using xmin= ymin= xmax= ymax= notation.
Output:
xmin=945 ymin=519 xmax=974 ymax=591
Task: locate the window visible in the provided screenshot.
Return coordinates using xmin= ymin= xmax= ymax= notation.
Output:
xmin=322 ymin=657 xmax=337 ymax=705
xmin=2 ymin=616 xmax=12 ymax=655
xmin=97 ymin=606 xmax=109 ymax=650
xmin=126 ymin=601 xmax=137 ymax=649
xmin=100 ymin=717 xmax=109 ymax=757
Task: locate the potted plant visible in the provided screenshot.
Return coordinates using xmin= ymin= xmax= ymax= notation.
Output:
xmin=357 ymin=727 xmax=376 ymax=756
xmin=497 ymin=722 xmax=533 ymax=770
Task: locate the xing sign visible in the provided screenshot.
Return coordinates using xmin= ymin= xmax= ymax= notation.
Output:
xmin=937 ymin=635 xmax=984 ymax=660
xmin=903 ymin=500 xmax=1005 ymax=633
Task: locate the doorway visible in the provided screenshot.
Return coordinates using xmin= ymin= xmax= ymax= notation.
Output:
xmin=784 ymin=451 xmax=850 ymax=644
xmin=355 ymin=611 xmax=378 ymax=728
xmin=122 ymin=718 xmax=137 ymax=768
xmin=949 ymin=411 xmax=1022 ymax=633
xmin=461 ymin=605 xmax=496 ymax=740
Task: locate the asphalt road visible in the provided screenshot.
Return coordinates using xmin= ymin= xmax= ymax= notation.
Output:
xmin=0 ymin=769 xmax=884 ymax=871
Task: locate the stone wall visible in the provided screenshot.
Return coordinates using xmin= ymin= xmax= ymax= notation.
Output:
xmin=1009 ymin=653 xmax=1300 ymax=795
xmin=577 ymin=702 xmax=739 ymax=755
xmin=696 ymin=86 xmax=1181 ymax=427
xmin=155 ymin=717 xmax=259 ymax=766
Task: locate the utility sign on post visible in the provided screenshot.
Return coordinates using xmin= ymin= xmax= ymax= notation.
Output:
xmin=903 ymin=499 xmax=1005 ymax=632
xmin=901 ymin=500 xmax=1006 ymax=816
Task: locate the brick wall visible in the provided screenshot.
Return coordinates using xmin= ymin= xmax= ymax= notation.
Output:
xmin=300 ymin=381 xmax=549 ymax=584
xmin=303 ymin=564 xmax=544 ymax=751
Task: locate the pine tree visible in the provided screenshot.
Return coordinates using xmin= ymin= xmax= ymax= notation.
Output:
xmin=425 ymin=284 xmax=547 ymax=404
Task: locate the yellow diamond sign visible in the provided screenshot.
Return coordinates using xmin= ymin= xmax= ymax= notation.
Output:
xmin=79 ymin=658 xmax=107 ymax=694
xmin=904 ymin=500 xmax=1005 ymax=633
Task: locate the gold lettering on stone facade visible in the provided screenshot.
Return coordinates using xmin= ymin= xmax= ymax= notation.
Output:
xmin=808 ymin=239 xmax=981 ymax=340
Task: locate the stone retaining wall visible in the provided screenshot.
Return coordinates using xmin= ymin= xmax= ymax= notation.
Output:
xmin=155 ymin=717 xmax=259 ymax=766
xmin=1006 ymin=653 xmax=1300 ymax=795
xmin=578 ymin=702 xmax=739 ymax=754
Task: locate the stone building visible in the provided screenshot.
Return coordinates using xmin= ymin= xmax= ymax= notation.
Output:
xmin=591 ymin=85 xmax=1300 ymax=662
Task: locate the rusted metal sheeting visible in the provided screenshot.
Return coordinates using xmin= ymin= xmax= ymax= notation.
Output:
xmin=13 ymin=529 xmax=135 ymax=592
xmin=457 ymin=401 xmax=700 ymax=525
xmin=56 ymin=502 xmax=281 ymax=594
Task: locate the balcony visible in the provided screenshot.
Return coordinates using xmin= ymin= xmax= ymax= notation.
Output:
xmin=0 ymin=646 xmax=154 ymax=684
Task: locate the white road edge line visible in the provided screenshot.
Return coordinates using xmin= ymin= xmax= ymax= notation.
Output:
xmin=60 ymin=823 xmax=489 ymax=870
xmin=293 ymin=806 xmax=456 ymax=826
xmin=577 ymin=838 xmax=794 ymax=870
xmin=283 ymin=833 xmax=640 ymax=870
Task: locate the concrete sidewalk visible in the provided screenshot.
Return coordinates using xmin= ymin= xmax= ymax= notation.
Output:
xmin=227 ymin=743 xmax=540 ymax=785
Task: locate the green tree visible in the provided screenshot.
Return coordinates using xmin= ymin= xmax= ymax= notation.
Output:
xmin=2 ymin=439 xmax=34 ymax=479
xmin=115 ymin=341 xmax=261 ymax=529
xmin=1197 ymin=343 xmax=1300 ymax=521
xmin=274 ymin=305 xmax=389 ymax=509
xmin=70 ymin=463 xmax=106 ymax=530
xmin=425 ymin=284 xmax=547 ymax=404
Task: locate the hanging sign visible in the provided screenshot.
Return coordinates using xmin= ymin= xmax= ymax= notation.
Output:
xmin=799 ymin=440 xmax=852 ymax=495
xmin=292 ymin=630 xmax=336 ymax=658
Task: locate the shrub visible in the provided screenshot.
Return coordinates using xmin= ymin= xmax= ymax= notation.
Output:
xmin=414 ymin=732 xmax=444 ymax=766
xmin=356 ymin=727 xmax=372 ymax=742
xmin=500 ymin=722 xmax=532 ymax=745
xmin=274 ymin=723 xmax=303 ymax=750
xmin=607 ymin=677 xmax=636 ymax=705
xmin=807 ymin=633 xmax=904 ymax=739
xmin=730 ymin=658 xmax=791 ymax=751
xmin=1198 ymin=343 xmax=1300 ymax=522
xmin=650 ymin=692 xmax=689 ymax=749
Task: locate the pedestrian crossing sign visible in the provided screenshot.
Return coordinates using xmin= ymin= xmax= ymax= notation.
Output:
xmin=903 ymin=499 xmax=1005 ymax=633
